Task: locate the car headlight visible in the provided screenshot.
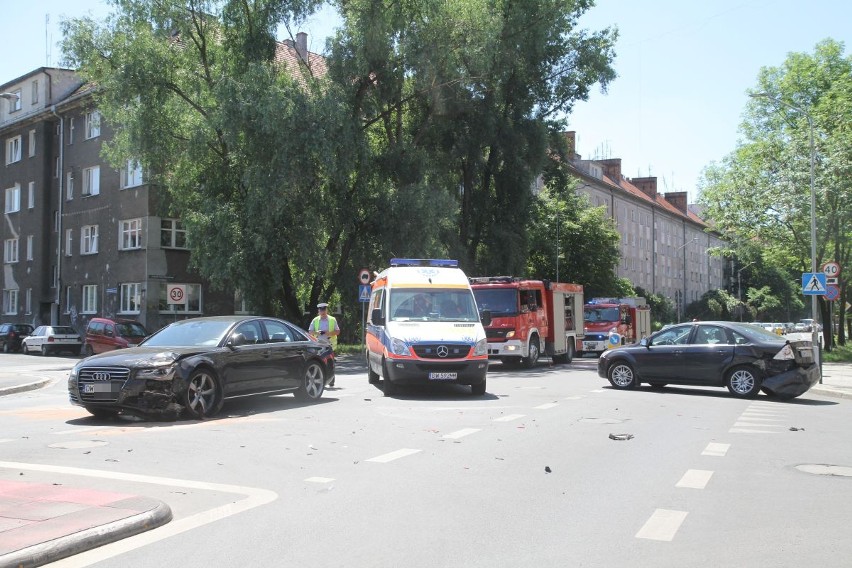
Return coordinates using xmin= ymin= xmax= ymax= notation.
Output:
xmin=391 ymin=338 xmax=409 ymax=356
xmin=505 ymin=330 xmax=515 ymax=339
xmin=136 ymin=364 xmax=177 ymax=381
xmin=474 ymin=338 xmax=488 ymax=356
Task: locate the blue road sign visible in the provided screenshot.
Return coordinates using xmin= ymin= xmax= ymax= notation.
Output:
xmin=802 ymin=272 xmax=827 ymax=295
xmin=825 ymin=284 xmax=840 ymax=301
xmin=358 ymin=284 xmax=371 ymax=302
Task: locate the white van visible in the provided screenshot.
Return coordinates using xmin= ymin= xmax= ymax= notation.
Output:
xmin=365 ymin=259 xmax=490 ymax=396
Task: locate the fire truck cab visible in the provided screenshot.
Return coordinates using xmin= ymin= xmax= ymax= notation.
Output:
xmin=577 ymin=297 xmax=651 ymax=357
xmin=470 ymin=277 xmax=584 ymax=368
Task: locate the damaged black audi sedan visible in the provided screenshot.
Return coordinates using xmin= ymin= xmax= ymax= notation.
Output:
xmin=68 ymin=315 xmax=335 ymax=419
xmin=598 ymin=321 xmax=819 ymax=399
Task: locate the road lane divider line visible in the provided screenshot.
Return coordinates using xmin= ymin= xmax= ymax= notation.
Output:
xmin=493 ymin=414 xmax=525 ymax=423
xmin=590 ymin=389 xmax=606 ymax=393
xmin=442 ymin=428 xmax=481 ymax=440
xmin=563 ymin=396 xmax=585 ymax=400
xmin=365 ymin=448 xmax=422 ymax=463
xmin=701 ymin=443 xmax=730 ymax=456
xmin=304 ymin=477 xmax=335 ymax=483
xmin=729 ymin=427 xmax=782 ymax=434
xmin=0 ymin=460 xmax=278 ymax=568
xmin=534 ymin=403 xmax=559 ymax=410
xmin=635 ymin=509 xmax=688 ymax=541
xmin=675 ymin=469 xmax=714 ymax=489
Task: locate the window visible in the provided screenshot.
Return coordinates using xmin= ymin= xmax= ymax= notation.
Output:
xmin=66 ymin=171 xmax=74 ymax=200
xmin=2 ymin=289 xmax=18 ymax=315
xmin=8 ymin=90 xmax=21 ymax=112
xmin=81 ymin=225 xmax=99 ymax=254
xmin=54 ymin=211 xmax=59 ymax=232
xmin=161 ymin=219 xmax=187 ymax=249
xmin=27 ymin=181 xmax=34 ymax=208
xmin=122 ymin=160 xmax=144 ymax=188
xmin=26 ymin=235 xmax=33 ymax=261
xmin=5 ymin=136 xmax=21 ymax=164
xmin=85 ymin=110 xmax=101 ymax=139
xmin=28 ymin=130 xmax=35 ymax=157
xmin=5 ymin=185 xmax=20 ymax=213
xmin=82 ymin=166 xmax=100 ymax=196
xmin=31 ymin=81 xmax=38 ymax=104
xmin=64 ymin=286 xmax=72 ymax=314
xmin=82 ymin=285 xmax=97 ymax=314
xmin=158 ymin=283 xmax=202 ymax=314
xmin=52 ymin=265 xmax=57 ymax=288
xmin=65 ymin=229 xmax=73 ymax=256
xmin=54 ymin=157 xmax=60 ymax=178
xmin=68 ymin=118 xmax=74 ymax=144
xmin=120 ymin=283 xmax=142 ymax=314
xmin=119 ymin=219 xmax=143 ymax=250
xmin=4 ymin=239 xmax=18 ymax=263
xmin=25 ymin=288 xmax=31 ymax=315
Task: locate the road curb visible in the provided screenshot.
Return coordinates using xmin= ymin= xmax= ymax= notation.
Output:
xmin=0 ymin=498 xmax=172 ymax=568
xmin=809 ymin=386 xmax=852 ymax=400
xmin=0 ymin=378 xmax=53 ymax=397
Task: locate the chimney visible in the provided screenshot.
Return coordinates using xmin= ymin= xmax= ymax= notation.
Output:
xmin=598 ymin=158 xmax=622 ymax=183
xmin=631 ymin=177 xmax=657 ymax=199
xmin=664 ymin=191 xmax=688 ymax=214
xmin=563 ymin=131 xmax=577 ymax=159
xmin=296 ymin=32 xmax=308 ymax=62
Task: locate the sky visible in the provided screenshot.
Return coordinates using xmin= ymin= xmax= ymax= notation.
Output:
xmin=3 ymin=0 xmax=850 ymax=203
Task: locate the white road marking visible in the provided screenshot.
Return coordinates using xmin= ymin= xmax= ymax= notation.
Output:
xmin=635 ymin=509 xmax=689 ymax=541
xmin=493 ymin=414 xmax=525 ymax=422
xmin=0 ymin=439 xmax=13 ymax=443
xmin=735 ymin=416 xmax=783 ymax=421
xmin=442 ymin=428 xmax=481 ymax=440
xmin=676 ymin=469 xmax=714 ymax=489
xmin=54 ymin=426 xmax=106 ymax=436
xmin=534 ymin=403 xmax=559 ymax=410
xmin=0 ymin=461 xmax=277 ymax=567
xmin=564 ymin=396 xmax=585 ymax=400
xmin=701 ymin=442 xmax=730 ymax=457
xmin=304 ymin=477 xmax=335 ymax=483
xmin=591 ymin=389 xmax=607 ymax=393
xmin=365 ymin=448 xmax=422 ymax=463
xmin=729 ymin=426 xmax=783 ymax=434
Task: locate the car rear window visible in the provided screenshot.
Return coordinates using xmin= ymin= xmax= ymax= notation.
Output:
xmin=52 ymin=326 xmax=78 ymax=334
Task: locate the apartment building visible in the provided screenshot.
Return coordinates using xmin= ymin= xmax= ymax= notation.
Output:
xmin=563 ymin=132 xmax=727 ymax=315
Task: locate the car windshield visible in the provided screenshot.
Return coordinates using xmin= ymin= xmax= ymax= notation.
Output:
xmin=390 ymin=289 xmax=480 ymax=321
xmin=51 ymin=326 xmax=77 ymax=334
xmin=734 ymin=323 xmax=787 ymax=343
xmin=585 ymin=307 xmax=620 ymax=323
xmin=142 ymin=319 xmax=234 ymax=347
xmin=472 ymin=289 xmax=518 ymax=316
xmin=116 ymin=322 xmax=148 ymax=338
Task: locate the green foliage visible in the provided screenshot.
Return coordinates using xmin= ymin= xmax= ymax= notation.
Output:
xmin=635 ymin=286 xmax=675 ymax=328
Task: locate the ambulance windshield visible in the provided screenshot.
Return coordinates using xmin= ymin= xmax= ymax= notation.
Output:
xmin=390 ymin=289 xmax=479 ymax=322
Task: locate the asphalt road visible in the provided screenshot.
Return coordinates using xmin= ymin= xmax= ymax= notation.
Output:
xmin=1 ymin=354 xmax=851 ymax=567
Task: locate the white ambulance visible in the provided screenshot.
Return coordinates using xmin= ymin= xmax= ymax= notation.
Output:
xmin=365 ymin=259 xmax=490 ymax=396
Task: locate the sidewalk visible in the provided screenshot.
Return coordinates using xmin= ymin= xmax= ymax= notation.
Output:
xmin=0 ymin=479 xmax=171 ymax=568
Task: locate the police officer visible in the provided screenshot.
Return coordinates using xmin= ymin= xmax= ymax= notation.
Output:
xmin=309 ymin=302 xmax=340 ymax=386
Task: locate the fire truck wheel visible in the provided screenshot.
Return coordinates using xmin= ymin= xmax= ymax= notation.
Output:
xmin=523 ymin=336 xmax=540 ymax=369
xmin=607 ymin=361 xmax=637 ymax=389
xmin=564 ymin=342 xmax=574 ymax=364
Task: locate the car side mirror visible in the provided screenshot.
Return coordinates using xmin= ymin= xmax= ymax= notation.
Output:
xmin=640 ymin=337 xmax=649 ymax=347
xmin=371 ymin=308 xmax=385 ymax=326
xmin=480 ymin=309 xmax=492 ymax=327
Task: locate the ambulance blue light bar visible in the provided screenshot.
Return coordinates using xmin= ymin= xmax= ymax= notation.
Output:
xmin=390 ymin=258 xmax=459 ymax=268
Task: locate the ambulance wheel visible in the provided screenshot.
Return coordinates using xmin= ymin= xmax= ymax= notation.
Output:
xmin=367 ymin=351 xmax=380 ymax=384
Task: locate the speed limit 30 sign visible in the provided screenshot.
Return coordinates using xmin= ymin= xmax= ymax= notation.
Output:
xmin=167 ymin=284 xmax=187 ymax=305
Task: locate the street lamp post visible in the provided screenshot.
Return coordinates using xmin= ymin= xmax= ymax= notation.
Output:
xmin=750 ymin=92 xmax=820 ymax=380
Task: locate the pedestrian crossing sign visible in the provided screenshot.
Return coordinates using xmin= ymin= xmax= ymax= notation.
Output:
xmin=802 ymin=272 xmax=827 ymax=295
xmin=359 ymin=284 xmax=371 ymax=302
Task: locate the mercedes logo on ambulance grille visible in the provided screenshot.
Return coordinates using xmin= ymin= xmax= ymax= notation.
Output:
xmin=437 ymin=345 xmax=449 ymax=358
xmin=92 ymin=372 xmax=111 ymax=381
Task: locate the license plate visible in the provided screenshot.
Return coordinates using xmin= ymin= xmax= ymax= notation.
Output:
xmin=584 ymin=342 xmax=597 ymax=350
xmin=83 ymin=383 xmax=113 ymax=393
xmin=428 ymin=372 xmax=457 ymax=380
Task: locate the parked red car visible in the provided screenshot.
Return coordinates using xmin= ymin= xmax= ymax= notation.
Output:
xmin=83 ymin=318 xmax=149 ymax=356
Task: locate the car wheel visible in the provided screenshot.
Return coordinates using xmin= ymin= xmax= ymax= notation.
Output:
xmin=471 ymin=380 xmax=486 ymax=396
xmin=649 ymin=382 xmax=667 ymax=389
xmin=523 ymin=336 xmax=540 ymax=369
xmin=2 ymin=342 xmax=8 ymax=353
xmin=40 ymin=345 xmax=50 ymax=357
xmin=295 ymin=361 xmax=325 ymax=401
xmin=182 ymin=368 xmax=224 ymax=419
xmin=607 ymin=361 xmax=637 ymax=389
xmin=726 ymin=366 xmax=762 ymax=398
xmin=84 ymin=344 xmax=94 ymax=357
xmin=85 ymin=407 xmax=119 ymax=420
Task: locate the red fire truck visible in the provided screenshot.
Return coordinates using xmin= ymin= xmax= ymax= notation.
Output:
xmin=469 ymin=277 xmax=584 ymax=367
xmin=577 ymin=297 xmax=651 ymax=357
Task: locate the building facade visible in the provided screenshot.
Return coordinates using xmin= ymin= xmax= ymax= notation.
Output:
xmin=564 ymin=132 xmax=727 ymax=317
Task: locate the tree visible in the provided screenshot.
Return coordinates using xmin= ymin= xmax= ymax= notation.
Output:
xmin=698 ymin=39 xmax=852 ymax=346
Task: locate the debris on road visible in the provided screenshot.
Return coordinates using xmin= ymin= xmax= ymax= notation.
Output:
xmin=609 ymin=433 xmax=634 ymax=441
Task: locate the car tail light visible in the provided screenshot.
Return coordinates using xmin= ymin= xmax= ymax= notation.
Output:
xmin=47 ymin=336 xmax=55 ymax=343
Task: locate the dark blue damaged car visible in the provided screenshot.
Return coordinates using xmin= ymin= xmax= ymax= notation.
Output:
xmin=68 ymin=316 xmax=334 ymax=420
xmin=597 ymin=321 xmax=819 ymax=399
